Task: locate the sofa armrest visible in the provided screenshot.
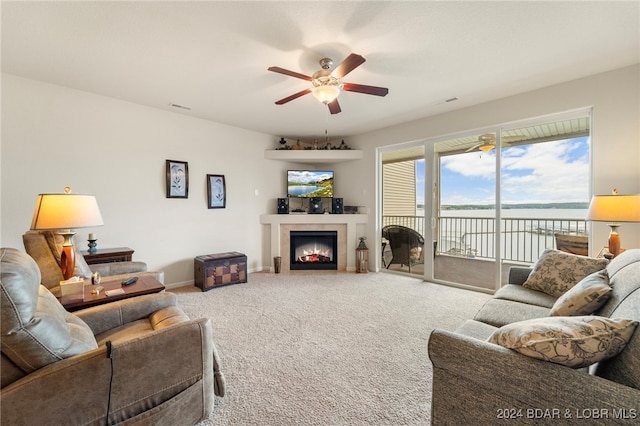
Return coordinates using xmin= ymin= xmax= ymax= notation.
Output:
xmin=508 ymin=266 xmax=532 ymax=286
xmin=1 ymin=318 xmax=217 ymax=425
xmin=90 ymin=261 xmax=148 ymax=276
xmin=75 ymin=292 xmax=178 ymax=336
xmin=428 ymin=329 xmax=640 ymax=425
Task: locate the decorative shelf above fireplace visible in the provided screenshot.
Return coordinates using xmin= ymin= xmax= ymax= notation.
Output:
xmin=264 ymin=150 xmax=363 ymax=164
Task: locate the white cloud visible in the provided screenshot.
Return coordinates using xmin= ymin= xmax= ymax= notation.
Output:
xmin=440 ymin=138 xmax=589 ymax=205
xmin=441 ymin=151 xmax=496 ymax=179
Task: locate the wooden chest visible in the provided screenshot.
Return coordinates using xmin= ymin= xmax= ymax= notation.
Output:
xmin=194 ymin=252 xmax=247 ymax=291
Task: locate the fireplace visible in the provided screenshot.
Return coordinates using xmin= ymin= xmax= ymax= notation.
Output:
xmin=290 ymin=230 xmax=338 ymax=270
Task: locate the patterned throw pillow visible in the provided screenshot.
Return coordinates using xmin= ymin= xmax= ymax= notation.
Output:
xmin=488 ymin=316 xmax=638 ymax=368
xmin=550 ymin=270 xmax=612 ymax=316
xmin=523 ymin=249 xmax=608 ymax=297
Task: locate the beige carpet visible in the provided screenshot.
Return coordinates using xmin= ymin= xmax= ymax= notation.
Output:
xmin=170 ymin=272 xmax=491 ymax=425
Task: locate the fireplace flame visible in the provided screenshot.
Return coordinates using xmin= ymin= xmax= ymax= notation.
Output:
xmin=298 ymin=247 xmax=331 ymax=263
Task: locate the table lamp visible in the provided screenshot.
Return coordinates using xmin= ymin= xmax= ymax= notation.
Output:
xmin=30 ymin=187 xmax=104 ymax=279
xmin=586 ymin=191 xmax=640 ymax=257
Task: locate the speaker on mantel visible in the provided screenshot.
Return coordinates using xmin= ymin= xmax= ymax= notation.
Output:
xmin=332 ymin=197 xmax=343 ymax=214
xmin=309 ymin=197 xmax=323 ymax=214
xmin=277 ymin=198 xmax=289 ymax=214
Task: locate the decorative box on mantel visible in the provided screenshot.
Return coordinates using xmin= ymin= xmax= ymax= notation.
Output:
xmin=194 ymin=252 xmax=247 ymax=291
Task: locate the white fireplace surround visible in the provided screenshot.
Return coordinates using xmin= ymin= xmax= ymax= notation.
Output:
xmin=260 ymin=214 xmax=368 ymax=272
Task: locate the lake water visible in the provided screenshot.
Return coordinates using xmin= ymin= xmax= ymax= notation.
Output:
xmin=427 ymin=208 xmax=588 ymax=219
xmin=288 ymin=186 xmax=324 ymax=196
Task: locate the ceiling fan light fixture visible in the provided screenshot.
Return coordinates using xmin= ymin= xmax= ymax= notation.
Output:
xmin=312 ymin=85 xmax=340 ymax=104
xmin=478 ymin=143 xmax=495 ymax=152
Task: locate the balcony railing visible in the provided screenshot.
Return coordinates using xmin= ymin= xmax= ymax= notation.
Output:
xmin=382 ymin=215 xmax=588 ymax=264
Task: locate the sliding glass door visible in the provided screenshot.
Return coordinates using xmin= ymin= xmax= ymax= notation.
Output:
xmin=377 ymin=110 xmax=592 ymax=291
xmin=428 ymin=112 xmax=591 ymax=290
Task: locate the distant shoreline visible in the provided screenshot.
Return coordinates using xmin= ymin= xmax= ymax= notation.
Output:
xmin=436 ymin=202 xmax=589 ymax=210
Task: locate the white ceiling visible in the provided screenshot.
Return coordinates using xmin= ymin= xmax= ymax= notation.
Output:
xmin=2 ymin=1 xmax=638 ymax=140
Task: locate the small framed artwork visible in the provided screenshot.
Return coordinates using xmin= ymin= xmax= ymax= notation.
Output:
xmin=166 ymin=160 xmax=189 ymax=198
xmin=207 ymin=174 xmax=226 ymax=209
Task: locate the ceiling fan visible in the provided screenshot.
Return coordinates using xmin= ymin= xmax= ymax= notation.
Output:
xmin=268 ymin=53 xmax=389 ymax=114
xmin=465 ymin=134 xmax=525 ymax=152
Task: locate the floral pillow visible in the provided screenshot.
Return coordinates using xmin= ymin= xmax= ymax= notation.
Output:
xmin=488 ymin=316 xmax=638 ymax=368
xmin=523 ymin=249 xmax=608 ymax=297
xmin=550 ymin=270 xmax=612 ymax=316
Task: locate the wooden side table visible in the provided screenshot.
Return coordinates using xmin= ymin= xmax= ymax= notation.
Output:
xmin=81 ymin=247 xmax=134 ymax=265
xmin=59 ymin=275 xmax=165 ymax=311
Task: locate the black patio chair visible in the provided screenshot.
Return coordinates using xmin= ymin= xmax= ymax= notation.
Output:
xmin=382 ymin=225 xmax=425 ymax=273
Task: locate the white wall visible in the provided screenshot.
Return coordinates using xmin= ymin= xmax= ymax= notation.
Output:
xmin=339 ymin=65 xmax=640 ymax=262
xmin=1 ymin=74 xmax=289 ymax=285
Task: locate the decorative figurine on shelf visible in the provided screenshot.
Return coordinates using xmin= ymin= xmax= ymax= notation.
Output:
xmin=88 ymin=233 xmax=97 ymax=253
xmin=292 ymin=139 xmax=304 ymax=150
xmin=276 ymin=137 xmax=290 ymax=150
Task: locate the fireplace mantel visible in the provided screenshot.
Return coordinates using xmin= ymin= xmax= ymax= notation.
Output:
xmin=260 ymin=214 xmax=368 ymax=272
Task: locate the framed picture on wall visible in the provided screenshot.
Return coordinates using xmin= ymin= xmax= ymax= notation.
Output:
xmin=166 ymin=160 xmax=189 ymax=198
xmin=207 ymin=174 xmax=226 ymax=208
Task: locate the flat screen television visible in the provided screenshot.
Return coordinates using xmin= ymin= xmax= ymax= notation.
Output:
xmin=287 ymin=170 xmax=334 ymax=198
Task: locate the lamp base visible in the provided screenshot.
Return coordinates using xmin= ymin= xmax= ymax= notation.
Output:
xmin=608 ymin=224 xmax=621 ymax=258
xmin=59 ymin=231 xmax=76 ymax=280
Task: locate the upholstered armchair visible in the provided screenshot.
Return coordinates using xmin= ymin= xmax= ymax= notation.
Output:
xmin=1 ymin=247 xmax=225 ymax=425
xmin=23 ymin=231 xmax=164 ymax=297
xmin=382 ymin=225 xmax=425 ymax=272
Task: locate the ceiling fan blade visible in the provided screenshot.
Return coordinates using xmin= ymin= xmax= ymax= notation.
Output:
xmin=465 ymin=143 xmax=481 ymax=152
xmin=268 ymin=66 xmax=312 ymax=81
xmin=342 ymin=82 xmax=389 ymax=97
xmin=275 ymin=89 xmax=312 ymax=105
xmin=332 ymin=54 xmax=366 ymax=78
xmin=328 ymin=98 xmax=341 ymax=115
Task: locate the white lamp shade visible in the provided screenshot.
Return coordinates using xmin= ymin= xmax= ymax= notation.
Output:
xmin=586 ymin=194 xmax=640 ymax=223
xmin=31 ymin=193 xmax=104 ymax=230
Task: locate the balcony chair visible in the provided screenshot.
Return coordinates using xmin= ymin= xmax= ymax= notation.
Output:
xmin=23 ymin=231 xmax=164 ymax=297
xmin=1 ymin=247 xmax=225 ymax=425
xmin=382 ymin=225 xmax=425 ymax=273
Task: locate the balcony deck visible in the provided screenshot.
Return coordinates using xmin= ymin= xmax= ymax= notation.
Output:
xmin=382 ymin=214 xmax=588 ymax=290
xmin=384 ymin=256 xmax=523 ymax=290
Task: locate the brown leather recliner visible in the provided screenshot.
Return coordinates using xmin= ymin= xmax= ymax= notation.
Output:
xmin=23 ymin=231 xmax=164 ymax=297
xmin=1 ymin=247 xmax=225 ymax=425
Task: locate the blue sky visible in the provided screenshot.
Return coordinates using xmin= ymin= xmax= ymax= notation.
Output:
xmin=288 ymin=170 xmax=333 ymax=184
xmin=416 ymin=137 xmax=590 ymax=205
